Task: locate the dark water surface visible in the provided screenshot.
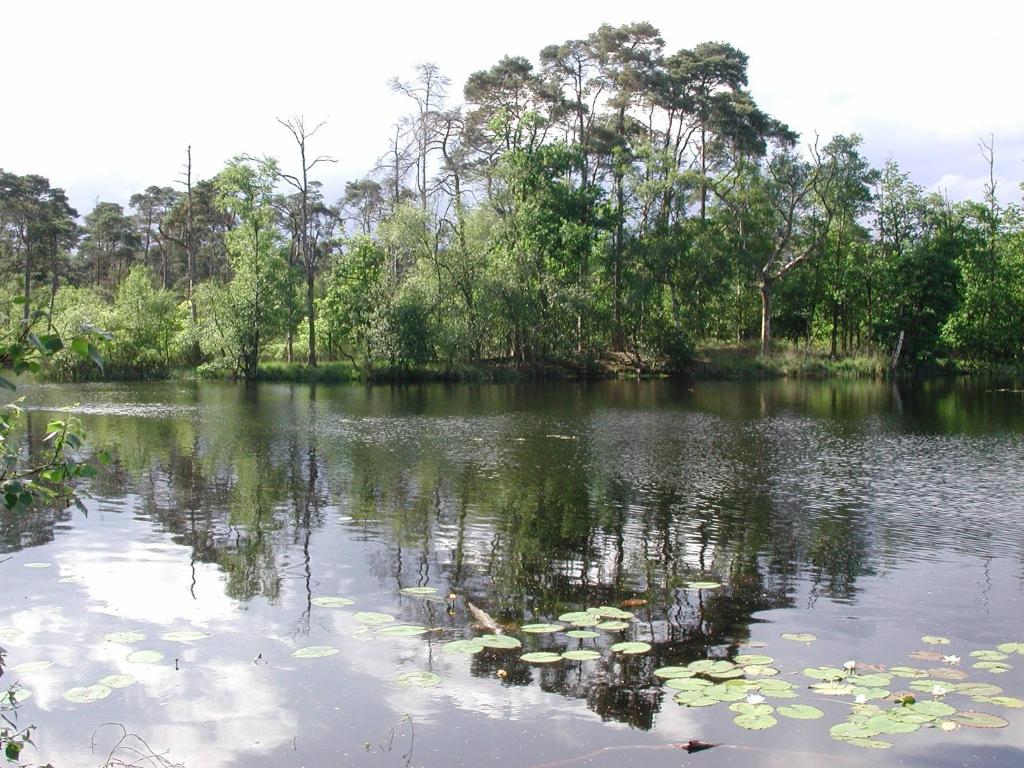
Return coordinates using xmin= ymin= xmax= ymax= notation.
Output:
xmin=2 ymin=379 xmax=1023 ymax=768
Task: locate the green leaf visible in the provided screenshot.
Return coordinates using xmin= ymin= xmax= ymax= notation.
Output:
xmin=376 ymin=625 xmax=429 ymax=637
xmin=733 ymin=713 xmax=777 ymax=730
xmin=921 ymin=635 xmax=951 ymax=645
xmin=654 ymin=666 xmax=695 ymax=679
xmin=311 ymin=596 xmax=355 ymax=608
xmin=777 ymin=704 xmax=825 ymax=720
xmin=442 ymin=640 xmax=484 ymax=655
xmin=520 ymin=623 xmax=563 ymax=634
xmin=951 ymin=710 xmax=1009 ymax=728
xmin=475 ymin=634 xmax=521 ymax=649
xmin=781 ymin=632 xmax=816 ymax=642
xmin=71 ymin=337 xmax=90 ymax=357
xmin=353 ymin=611 xmax=395 ymax=625
xmin=400 ymin=586 xmax=438 ymax=595
xmin=98 ymin=674 xmax=137 ymax=689
xmin=562 ymin=649 xmax=601 ymax=661
xmin=104 ymin=630 xmax=147 ymax=644
xmin=394 ymin=670 xmax=440 ymax=688
xmin=521 ymin=652 xmax=562 ymax=664
xmin=292 ymin=645 xmax=339 ymax=658
xmin=909 ymin=700 xmax=956 ymax=717
xmin=610 ymin=641 xmax=651 ymax=655
xmin=64 ymin=684 xmax=112 ymax=703
xmin=565 ymin=630 xmax=599 ymax=639
xmin=125 ymin=650 xmax=164 ymax=664
xmin=160 ymin=630 xmax=212 ymax=643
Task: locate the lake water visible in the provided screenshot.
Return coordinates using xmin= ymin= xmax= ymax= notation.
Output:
xmin=2 ymin=378 xmax=1023 ymax=768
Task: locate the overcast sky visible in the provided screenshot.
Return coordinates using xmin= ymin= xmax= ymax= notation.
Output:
xmin=3 ymin=0 xmax=1022 ymax=215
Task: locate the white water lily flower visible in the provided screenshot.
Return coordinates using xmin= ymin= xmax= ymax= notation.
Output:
xmin=745 ymin=693 xmax=766 ymax=705
xmin=932 ymin=684 xmax=949 ymax=697
xmin=843 ymin=660 xmax=856 ymax=671
xmin=942 ymin=654 xmax=961 ymax=665
xmin=854 ymin=694 xmax=868 ymax=704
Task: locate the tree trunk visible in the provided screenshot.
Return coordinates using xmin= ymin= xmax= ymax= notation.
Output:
xmin=759 ymin=278 xmax=772 ymax=356
xmin=306 ymin=271 xmax=317 ymax=367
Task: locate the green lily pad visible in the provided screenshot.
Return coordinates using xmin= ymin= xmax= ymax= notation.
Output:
xmin=400 ymin=587 xmax=438 ymax=595
xmin=475 ymin=634 xmax=521 ymax=649
xmin=353 ymin=612 xmax=395 ymax=625
xmin=973 ymin=661 xmax=1011 ymax=673
xmin=733 ymin=713 xmax=777 ymax=730
xmin=909 ymin=679 xmax=953 ymax=693
xmin=995 ymin=642 xmax=1024 ymax=655
xmin=442 ymin=640 xmax=484 ymax=655
xmin=377 ymin=625 xmax=429 ymax=637
xmin=951 ymin=710 xmax=1009 ymax=728
xmin=395 ymin=670 xmax=441 ymax=688
xmin=921 ymin=636 xmax=951 ymax=645
xmin=781 ymin=632 xmax=816 ymax=642
xmin=830 ymin=723 xmax=878 ymax=740
xmin=849 ymin=673 xmax=892 ymax=688
xmin=910 ymin=700 xmax=956 ymax=717
xmin=928 ymin=667 xmax=968 ymax=681
xmin=970 ymin=649 xmax=1009 ymax=661
xmin=595 ymin=621 xmax=630 ymax=631
xmin=566 ymin=630 xmax=599 ymax=639
xmin=743 ymin=665 xmax=779 ymax=677
xmin=125 ymin=650 xmax=164 ymax=664
xmin=64 ymin=684 xmax=111 ymax=704
xmin=11 ymin=661 xmax=54 ymax=673
xmin=594 ymin=606 xmax=634 ymax=620
xmin=706 ymin=685 xmax=747 ymax=702
xmin=734 ymin=654 xmax=773 ymax=666
xmin=728 ymin=702 xmax=774 ymax=715
xmin=665 ymin=679 xmax=712 ymax=694
xmin=974 ymin=695 xmax=1024 ymax=708
xmin=98 ymin=674 xmax=137 ymax=689
xmin=810 ymin=682 xmax=856 ymax=695
xmin=161 ymin=631 xmax=211 ymax=642
xmin=311 ymin=596 xmax=355 ymax=607
xmin=23 ymin=562 xmax=51 ymax=568
xmin=685 ymin=581 xmax=722 ymax=590
xmin=864 ymin=714 xmax=920 ymax=734
xmin=292 ymin=646 xmax=339 ymax=658
xmin=562 ymin=650 xmax=601 ymax=662
xmin=777 ymin=704 xmax=824 ymax=720
xmin=104 ymin=630 xmax=147 ymax=644
xmin=803 ymin=666 xmax=845 ymax=681
xmin=654 ymin=666 xmax=695 ymax=679
xmin=521 ymin=623 xmax=563 ymax=634
xmin=0 ymin=688 xmax=31 ymax=706
xmin=757 ymin=678 xmax=796 ymax=691
xmin=674 ymin=691 xmax=718 ymax=707
xmin=610 ymin=641 xmax=651 ymax=655
xmin=956 ymin=682 xmax=1003 ymax=696
xmin=558 ymin=611 xmax=601 ymax=626
xmin=889 ymin=709 xmax=938 ymax=725
xmin=521 ymin=652 xmax=562 ymax=664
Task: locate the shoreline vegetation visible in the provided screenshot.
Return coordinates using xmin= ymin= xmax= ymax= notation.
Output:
xmin=4 ymin=21 xmax=1024 ymax=386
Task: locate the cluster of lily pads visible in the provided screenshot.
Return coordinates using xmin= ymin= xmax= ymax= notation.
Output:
xmin=659 ymin=633 xmax=1024 ymax=749
xmin=1 ymin=627 xmax=211 ymax=706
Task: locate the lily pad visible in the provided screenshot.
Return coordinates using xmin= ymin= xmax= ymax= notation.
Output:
xmin=928 ymin=667 xmax=968 ymax=681
xmin=955 ymin=682 xmax=1003 ymax=697
xmin=98 ymin=674 xmax=137 ymax=689
xmin=674 ymin=691 xmax=718 ymax=707
xmin=125 ymin=650 xmax=164 ymax=664
xmin=974 ymin=695 xmax=1024 ymax=708
xmin=311 ymin=596 xmax=355 ymax=608
xmin=995 ymin=642 xmax=1024 ymax=655
xmin=781 ymin=632 xmax=816 ymax=642
xmin=610 ymin=641 xmax=651 ymax=655
xmin=777 ymin=704 xmax=824 ymax=720
xmin=845 ymin=738 xmax=894 ymax=749
xmin=972 ymin=661 xmax=1011 ymax=673
xmin=810 ymin=682 xmax=856 ymax=696
xmin=909 ymin=700 xmax=956 ymax=717
xmin=292 ymin=646 xmax=339 ymax=658
xmin=11 ymin=660 xmax=54 ymax=673
xmin=377 ymin=625 xmax=429 ymax=637
xmin=521 ymin=623 xmax=563 ymax=634
xmin=595 ymin=621 xmax=630 ymax=631
xmin=970 ymin=649 xmax=1009 ymax=661
xmin=161 ymin=630 xmax=210 ymax=642
xmin=400 ymin=587 xmax=438 ymax=595
xmin=442 ymin=640 xmax=485 ymax=655
xmin=921 ymin=636 xmax=951 ymax=645
xmin=104 ymin=630 xmax=147 ymax=644
xmin=733 ymin=712 xmax=777 ymax=730
xmin=864 ymin=714 xmax=920 ymax=734
xmin=394 ymin=670 xmax=441 ymax=688
xmin=521 ymin=652 xmax=562 ymax=664
xmin=909 ymin=650 xmax=945 ymax=662
xmin=566 ymin=630 xmax=599 ymax=639
xmin=594 ymin=606 xmax=634 ymax=620
xmin=951 ymin=710 xmax=1009 ymax=728
xmin=562 ymin=650 xmax=601 ymax=662
xmin=803 ymin=666 xmax=845 ymax=681
xmin=743 ymin=665 xmax=779 ymax=677
xmin=0 ymin=688 xmax=31 ymax=706
xmin=685 ymin=581 xmax=722 ymax=590
xmin=706 ymin=685 xmax=747 ymax=702
xmin=475 ymin=634 xmax=521 ymax=649
xmin=353 ymin=612 xmax=395 ymax=625
xmin=558 ymin=611 xmax=601 ymax=626
xmin=654 ymin=666 xmax=695 ymax=679
xmin=734 ymin=654 xmax=773 ymax=666
xmin=23 ymin=562 xmax=52 ymax=568
xmin=849 ymin=673 xmax=892 ymax=688
xmin=829 ymin=723 xmax=878 ymax=740
xmin=665 ymin=677 xmax=713 ymax=691
xmin=64 ymin=684 xmax=111 ymax=704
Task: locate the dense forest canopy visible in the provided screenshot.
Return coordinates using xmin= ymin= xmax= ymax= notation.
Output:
xmin=2 ymin=21 xmax=1022 ymax=380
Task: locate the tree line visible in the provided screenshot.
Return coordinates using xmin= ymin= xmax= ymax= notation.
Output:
xmin=2 ymin=21 xmax=1023 ymax=380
